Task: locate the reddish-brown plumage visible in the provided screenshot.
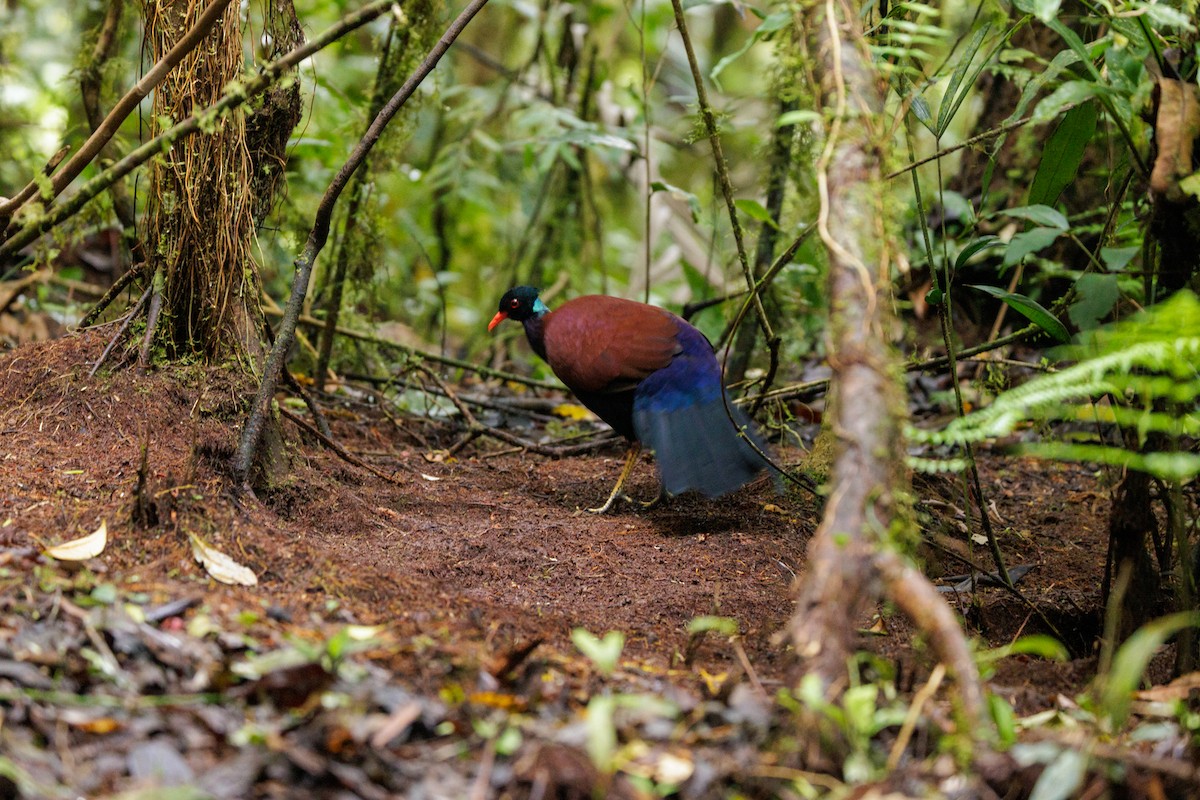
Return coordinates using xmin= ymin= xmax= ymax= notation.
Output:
xmin=540 ymin=295 xmax=682 ymax=394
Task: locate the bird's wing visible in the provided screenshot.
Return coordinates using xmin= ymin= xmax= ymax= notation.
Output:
xmin=543 ymin=296 xmax=681 ymax=394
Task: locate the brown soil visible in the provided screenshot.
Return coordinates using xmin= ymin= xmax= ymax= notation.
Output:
xmin=0 ymin=331 xmax=1181 ymax=797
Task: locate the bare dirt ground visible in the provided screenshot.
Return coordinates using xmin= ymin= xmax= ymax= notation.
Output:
xmin=0 ymin=330 xmax=1191 ymax=798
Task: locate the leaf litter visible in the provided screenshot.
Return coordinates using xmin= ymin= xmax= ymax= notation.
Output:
xmin=0 ymin=330 xmax=1196 ymax=797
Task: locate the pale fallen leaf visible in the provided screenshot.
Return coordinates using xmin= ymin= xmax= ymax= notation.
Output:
xmin=44 ymin=521 xmax=108 ymax=561
xmin=971 ymin=533 xmax=989 ymax=545
xmin=190 ymin=534 xmax=257 ymax=586
xmin=1135 ymin=671 xmax=1200 ymax=702
xmin=655 ymin=752 xmax=694 ymax=785
xmin=420 ymin=473 xmax=442 ymax=482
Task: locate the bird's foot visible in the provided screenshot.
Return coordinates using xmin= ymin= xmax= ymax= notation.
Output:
xmin=635 ymin=486 xmax=668 ymax=510
xmin=582 ymin=488 xmax=665 ymax=515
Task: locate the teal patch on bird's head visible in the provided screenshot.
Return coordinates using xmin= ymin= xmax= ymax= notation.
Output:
xmin=491 ymin=285 xmax=548 ymax=328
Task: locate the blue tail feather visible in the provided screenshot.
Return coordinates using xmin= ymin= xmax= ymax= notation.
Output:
xmin=631 ymin=337 xmax=767 ymax=497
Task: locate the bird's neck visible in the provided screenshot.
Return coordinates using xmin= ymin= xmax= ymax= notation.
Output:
xmin=521 ymin=311 xmax=549 ymax=361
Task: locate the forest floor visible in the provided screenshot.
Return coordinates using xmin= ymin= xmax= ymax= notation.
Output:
xmin=0 ymin=330 xmax=1195 ymax=798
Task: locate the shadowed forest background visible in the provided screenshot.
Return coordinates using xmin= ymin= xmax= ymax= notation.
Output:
xmin=1 ymin=0 xmax=1200 ymax=797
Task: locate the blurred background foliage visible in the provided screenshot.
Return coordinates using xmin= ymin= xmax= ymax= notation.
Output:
xmin=1 ymin=0 xmax=1197 ymax=387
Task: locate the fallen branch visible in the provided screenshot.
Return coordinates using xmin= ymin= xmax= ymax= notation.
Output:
xmin=279 ymin=406 xmax=407 ymax=485
xmin=264 ymin=307 xmax=562 ymax=392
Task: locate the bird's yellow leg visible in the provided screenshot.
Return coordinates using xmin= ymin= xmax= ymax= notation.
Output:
xmin=587 ymin=442 xmax=642 ymax=514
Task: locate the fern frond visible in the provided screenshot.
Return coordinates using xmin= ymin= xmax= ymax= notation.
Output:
xmin=910 ymin=291 xmax=1200 ymax=481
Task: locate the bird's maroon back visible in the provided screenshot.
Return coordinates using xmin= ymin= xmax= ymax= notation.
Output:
xmin=541 ymin=295 xmax=682 ymax=394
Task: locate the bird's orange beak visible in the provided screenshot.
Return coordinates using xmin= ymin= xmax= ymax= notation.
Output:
xmin=487 ymin=311 xmax=508 ymax=332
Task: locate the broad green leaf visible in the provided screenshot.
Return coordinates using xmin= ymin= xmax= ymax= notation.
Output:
xmin=1143 ymin=3 xmax=1197 ymax=30
xmin=650 ymin=180 xmax=701 ymax=223
xmin=1068 ymin=273 xmax=1120 ymax=331
xmin=1179 ymin=171 xmax=1200 ymax=200
xmin=584 ymin=694 xmax=617 ymax=770
xmin=1100 ymin=612 xmax=1200 ymax=728
xmin=686 ymin=615 xmax=739 ymax=636
xmin=1030 ymin=0 xmax=1062 ymax=23
xmin=1100 ymin=245 xmax=1138 ymax=271
xmin=1028 ymin=103 xmax=1098 ymax=208
xmin=1032 ymin=80 xmax=1104 ymax=124
xmin=1007 ymin=50 xmax=1082 ymax=126
xmin=572 ymin=628 xmax=625 ymax=676
xmin=980 ymin=634 xmax=1070 ymax=663
xmin=969 ymin=285 xmax=1070 ymax=342
xmin=1003 ymin=227 xmax=1063 ymax=266
xmin=953 ymin=236 xmax=1004 ymax=272
xmin=776 ymin=109 xmax=820 ymax=127
xmin=710 ymin=11 xmax=789 ymax=83
xmin=1004 ymin=204 xmax=1070 ymax=230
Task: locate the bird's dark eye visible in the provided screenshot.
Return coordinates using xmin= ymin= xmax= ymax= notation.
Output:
xmin=510 ymin=298 xmax=521 ymax=309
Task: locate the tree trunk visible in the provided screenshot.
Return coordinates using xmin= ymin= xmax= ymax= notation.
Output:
xmin=141 ymin=0 xmax=301 ymax=487
xmin=786 ymin=1 xmax=984 ymax=724
xmin=142 ymin=0 xmax=263 ymax=362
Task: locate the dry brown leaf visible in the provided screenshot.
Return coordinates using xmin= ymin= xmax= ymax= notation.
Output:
xmin=1151 ymin=79 xmax=1200 ymax=202
xmin=44 ymin=520 xmax=108 ymax=561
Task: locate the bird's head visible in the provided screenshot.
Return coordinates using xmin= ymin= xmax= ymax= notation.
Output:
xmin=488 ymin=286 xmax=548 ymax=331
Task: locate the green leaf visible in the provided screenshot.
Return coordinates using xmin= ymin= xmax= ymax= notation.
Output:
xmin=1068 ymin=273 xmax=1120 ymax=331
xmin=572 ymin=628 xmax=625 ymax=676
xmin=1045 ymin=18 xmax=1104 ymax=83
xmin=981 ymin=634 xmax=1070 ymax=663
xmin=1179 ymin=171 xmax=1200 ymax=200
xmin=735 ymin=198 xmax=780 ymax=230
xmin=910 ymin=94 xmax=933 ymax=126
xmin=650 ymin=180 xmax=701 ymax=223
xmin=989 ymin=694 xmax=1017 ymax=748
xmin=1143 ymin=3 xmax=1197 ymax=30
xmin=776 ymin=109 xmax=820 ymax=127
xmin=1031 ymin=80 xmax=1104 ymax=124
xmin=1099 ymin=612 xmax=1200 ymax=728
xmin=1028 ymin=103 xmax=1098 ymax=208
xmin=936 ymin=23 xmax=992 ymax=137
xmin=1003 ymin=227 xmax=1063 ymax=266
xmin=969 ymin=285 xmax=1070 ymax=342
xmin=584 ymin=694 xmax=617 ymax=770
xmin=1100 ymin=245 xmax=1138 ymax=271
xmin=953 ymin=236 xmax=1004 ymax=272
xmin=1004 ymin=204 xmax=1070 ymax=230
xmin=686 ymin=615 xmax=740 ymax=636
xmin=709 ymin=11 xmax=789 ymax=84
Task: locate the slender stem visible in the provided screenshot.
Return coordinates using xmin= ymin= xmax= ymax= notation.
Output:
xmin=668 ymin=0 xmax=773 ymax=348
xmin=234 ymin=0 xmax=493 ymax=485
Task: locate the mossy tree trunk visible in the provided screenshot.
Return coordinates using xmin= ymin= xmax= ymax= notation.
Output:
xmin=786 ymin=0 xmax=984 ymax=722
xmin=142 ymin=0 xmax=275 ymax=363
xmin=141 ymin=0 xmax=302 ymax=484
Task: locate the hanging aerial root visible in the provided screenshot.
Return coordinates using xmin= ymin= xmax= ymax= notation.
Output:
xmin=875 ymin=549 xmax=986 ymax=729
